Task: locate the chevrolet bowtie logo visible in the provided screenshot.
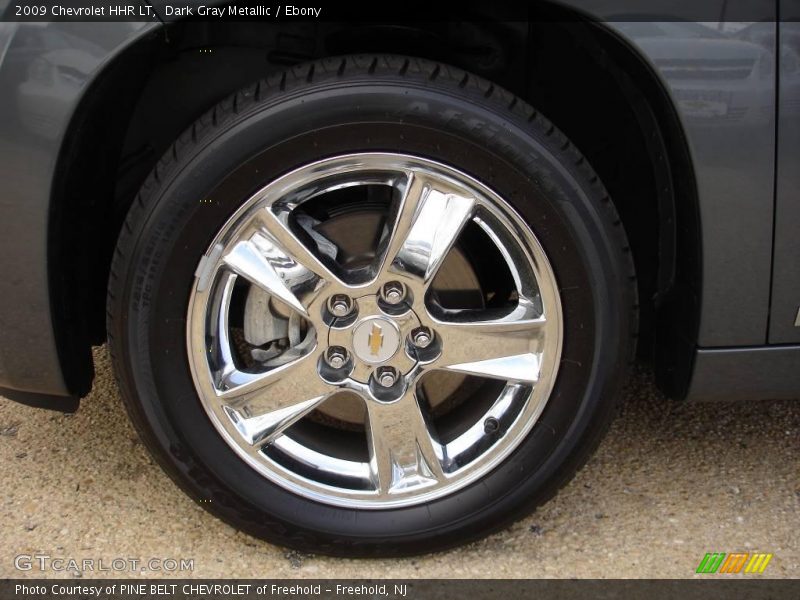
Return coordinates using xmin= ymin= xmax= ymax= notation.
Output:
xmin=368 ymin=323 xmax=384 ymax=356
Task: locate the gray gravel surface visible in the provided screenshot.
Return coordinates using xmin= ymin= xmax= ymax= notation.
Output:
xmin=1 ymin=347 xmax=797 ymax=579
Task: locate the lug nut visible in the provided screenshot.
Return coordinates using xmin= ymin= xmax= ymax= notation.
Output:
xmin=381 ymin=281 xmax=405 ymax=305
xmin=328 ymin=294 xmax=353 ymax=318
xmin=325 ymin=346 xmax=348 ymax=369
xmin=411 ymin=327 xmax=433 ymax=348
xmin=380 ymin=373 xmax=396 ymax=387
xmin=375 ymin=366 xmax=399 ymax=388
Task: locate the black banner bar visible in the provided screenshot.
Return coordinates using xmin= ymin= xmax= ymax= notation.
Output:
xmin=2 ymin=579 xmax=800 ymax=600
xmin=0 ymin=0 xmax=791 ymax=23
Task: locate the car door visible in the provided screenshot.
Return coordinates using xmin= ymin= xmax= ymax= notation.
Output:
xmin=768 ymin=6 xmax=800 ymax=343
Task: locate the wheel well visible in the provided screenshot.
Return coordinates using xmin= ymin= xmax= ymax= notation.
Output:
xmin=50 ymin=9 xmax=700 ymax=399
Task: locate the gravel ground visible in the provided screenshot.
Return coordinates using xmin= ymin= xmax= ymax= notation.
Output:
xmin=1 ymin=347 xmax=797 ymax=579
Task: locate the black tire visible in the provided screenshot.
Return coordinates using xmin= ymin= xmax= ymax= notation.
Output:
xmin=107 ymin=55 xmax=637 ymax=556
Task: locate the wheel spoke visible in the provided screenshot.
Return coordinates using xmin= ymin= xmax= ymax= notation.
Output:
xmin=378 ymin=173 xmax=475 ymax=288
xmin=433 ymin=304 xmax=546 ymax=384
xmin=216 ymin=352 xmax=333 ymax=449
xmin=222 ymin=207 xmax=340 ymax=317
xmin=365 ymin=388 xmax=446 ymax=495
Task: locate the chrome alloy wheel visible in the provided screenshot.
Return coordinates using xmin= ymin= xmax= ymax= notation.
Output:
xmin=186 ymin=153 xmax=563 ymax=508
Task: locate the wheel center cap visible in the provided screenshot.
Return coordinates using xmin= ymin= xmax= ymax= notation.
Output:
xmin=352 ymin=316 xmax=401 ymax=364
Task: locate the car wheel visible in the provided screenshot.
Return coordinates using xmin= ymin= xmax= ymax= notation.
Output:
xmin=107 ymin=55 xmax=636 ymax=556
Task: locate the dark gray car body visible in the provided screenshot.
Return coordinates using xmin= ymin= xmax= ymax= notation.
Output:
xmin=0 ymin=0 xmax=798 ymax=408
